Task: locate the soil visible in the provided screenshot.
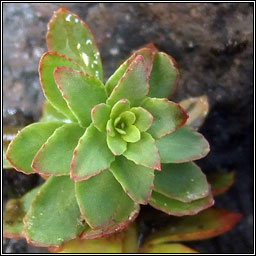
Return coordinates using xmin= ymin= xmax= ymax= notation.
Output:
xmin=3 ymin=3 xmax=253 ymax=253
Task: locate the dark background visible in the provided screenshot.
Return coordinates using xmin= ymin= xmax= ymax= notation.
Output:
xmin=3 ymin=3 xmax=254 ymax=253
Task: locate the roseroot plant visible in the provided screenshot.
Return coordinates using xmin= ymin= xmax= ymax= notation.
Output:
xmin=5 ymin=8 xmax=216 ymax=247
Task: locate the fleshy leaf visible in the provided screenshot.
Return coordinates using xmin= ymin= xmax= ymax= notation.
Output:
xmin=156 ymin=126 xmax=210 ymax=163
xmin=71 ymin=125 xmax=115 ymax=181
xmin=122 ymin=223 xmax=139 ymax=253
xmin=50 ymin=235 xmax=122 ymax=253
xmin=3 ymin=186 xmax=41 ymax=238
xmin=105 ymin=47 xmax=155 ymax=96
xmin=106 ymin=119 xmax=116 ymax=137
xmin=39 ymin=52 xmax=81 ymax=121
xmin=47 ymin=8 xmax=103 ymax=80
xmin=75 ymin=170 xmax=139 ymax=229
xmin=119 ymin=111 xmax=136 ymax=126
xmin=91 ymin=103 xmax=111 ymax=132
xmin=106 ymin=55 xmax=149 ymax=107
xmin=123 ymin=132 xmax=161 ymax=170
xmin=110 ymin=156 xmax=154 ymax=204
xmin=32 ymin=123 xmax=85 ymax=176
xmin=130 ymin=107 xmax=153 ymax=132
xmin=144 ymin=208 xmax=242 ymax=244
xmin=154 ymin=163 xmax=210 ymax=202
xmin=179 ymin=95 xmax=209 ymax=130
xmin=140 ymin=243 xmax=197 ymax=253
xmin=107 ymin=133 xmax=127 ymax=156
xmin=6 ymin=122 xmax=63 ymax=174
xmin=54 ymin=67 xmax=107 ymax=127
xmin=110 ymin=99 xmax=131 ymax=119
xmin=142 ymin=97 xmax=188 ymax=139
xmin=24 ymin=176 xmax=85 ymax=246
xmin=3 ymin=126 xmax=22 ymax=169
xmin=122 ymin=125 xmax=141 ymax=143
xmin=208 ymin=171 xmax=235 ymax=196
xmin=149 ymin=191 xmax=214 ymax=216
xmin=149 ymin=52 xmax=180 ymax=98
xmin=81 ymin=204 xmax=139 ymax=240
xmin=39 ymin=101 xmax=70 ymax=123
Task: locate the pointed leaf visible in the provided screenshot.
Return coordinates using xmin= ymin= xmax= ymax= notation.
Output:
xmin=154 ymin=163 xmax=210 ymax=202
xmin=106 ymin=47 xmax=155 ymax=96
xmin=51 ymin=235 xmax=123 ymax=253
xmin=107 ymin=133 xmax=127 ymax=156
xmin=24 ymin=176 xmax=85 ymax=246
xmin=149 ymin=52 xmax=180 ymax=98
xmin=208 ymin=171 xmax=235 ymax=196
xmin=3 ymin=126 xmax=22 ymax=169
xmin=140 ymin=243 xmax=197 ymax=253
xmin=6 ymin=122 xmax=63 ymax=174
xmin=149 ymin=191 xmax=214 ymax=216
xmin=123 ymin=132 xmax=161 ymax=170
xmin=122 ymin=125 xmax=141 ymax=143
xmin=156 ymin=126 xmax=210 ymax=163
xmin=106 ymin=55 xmax=149 ymax=107
xmin=110 ymin=99 xmax=131 ymax=119
xmin=3 ymin=186 xmax=41 ymax=238
xmin=47 ymin=8 xmax=103 ymax=80
xmin=39 ymin=52 xmax=81 ymax=121
xmin=75 ymin=170 xmax=138 ymax=229
xmin=142 ymin=98 xmax=188 ymax=139
xmin=54 ymin=67 xmax=107 ymax=127
xmin=91 ymin=103 xmax=111 ymax=132
xmin=144 ymin=208 xmax=242 ymax=244
xmin=71 ymin=125 xmax=115 ymax=181
xmin=110 ymin=156 xmax=154 ymax=204
xmin=32 ymin=123 xmax=85 ymax=176
xmin=39 ymin=101 xmax=70 ymax=123
xmin=130 ymin=107 xmax=153 ymax=132
xmin=179 ymin=95 xmax=209 ymax=130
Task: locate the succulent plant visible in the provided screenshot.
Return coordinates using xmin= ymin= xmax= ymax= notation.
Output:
xmin=4 ymin=8 xmax=223 ymax=248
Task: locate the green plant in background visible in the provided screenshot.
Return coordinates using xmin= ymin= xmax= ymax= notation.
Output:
xmin=3 ymin=8 xmax=241 ymax=252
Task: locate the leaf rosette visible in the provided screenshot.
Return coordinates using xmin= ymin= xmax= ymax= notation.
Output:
xmin=5 ymin=8 xmax=212 ymax=246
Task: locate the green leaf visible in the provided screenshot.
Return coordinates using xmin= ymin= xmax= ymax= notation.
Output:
xmin=51 ymin=235 xmax=123 ymax=253
xmin=130 ymin=107 xmax=153 ymax=132
xmin=140 ymin=243 xmax=197 ymax=253
xmin=149 ymin=52 xmax=180 ymax=98
xmin=75 ymin=170 xmax=139 ymax=229
xmin=144 ymin=208 xmax=242 ymax=244
xmin=179 ymin=95 xmax=209 ymax=130
xmin=122 ymin=223 xmax=139 ymax=253
xmin=6 ymin=122 xmax=63 ymax=174
xmin=122 ymin=125 xmax=141 ymax=143
xmin=107 ymin=133 xmax=127 ymax=156
xmin=119 ymin=111 xmax=136 ymax=126
xmin=81 ymin=204 xmax=139 ymax=240
xmin=32 ymin=123 xmax=85 ymax=176
xmin=156 ymin=126 xmax=210 ymax=163
xmin=149 ymin=191 xmax=214 ymax=216
xmin=91 ymin=103 xmax=111 ymax=132
xmin=3 ymin=186 xmax=41 ymax=238
xmin=123 ymin=132 xmax=161 ymax=170
xmin=110 ymin=99 xmax=131 ymax=119
xmin=3 ymin=126 xmax=22 ymax=169
xmin=71 ymin=125 xmax=115 ymax=181
xmin=47 ymin=8 xmax=103 ymax=80
xmin=154 ymin=163 xmax=210 ymax=202
xmin=106 ymin=55 xmax=149 ymax=107
xmin=54 ymin=67 xmax=107 ymax=127
xmin=106 ymin=119 xmax=116 ymax=137
xmin=105 ymin=47 xmax=155 ymax=96
xmin=142 ymin=98 xmax=188 ymax=139
xmin=208 ymin=171 xmax=235 ymax=196
xmin=110 ymin=156 xmax=154 ymax=204
xmin=39 ymin=52 xmax=81 ymax=121
xmin=24 ymin=176 xmax=85 ymax=246
xmin=39 ymin=101 xmax=70 ymax=123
